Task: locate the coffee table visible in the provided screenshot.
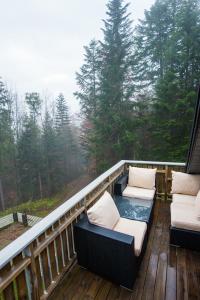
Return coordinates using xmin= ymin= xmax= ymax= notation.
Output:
xmin=114 ymin=195 xmax=154 ymax=224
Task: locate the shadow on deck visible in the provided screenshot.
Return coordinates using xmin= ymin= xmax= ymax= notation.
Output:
xmin=49 ymin=200 xmax=200 ymax=300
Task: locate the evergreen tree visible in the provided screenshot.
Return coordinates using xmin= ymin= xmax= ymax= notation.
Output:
xmin=42 ymin=109 xmax=57 ymax=195
xmin=96 ymin=0 xmax=136 ymax=170
xmin=133 ymin=0 xmax=174 ymax=87
xmin=75 ymin=40 xmax=100 ymax=171
xmin=76 ymin=0 xmax=136 ymax=172
xmin=55 ymin=94 xmax=74 ymax=186
xmin=0 ymin=79 xmax=15 ymax=209
xmin=75 ymin=39 xmax=100 ymax=118
xmin=133 ymin=0 xmax=200 ymax=161
xmin=18 ymin=93 xmax=43 ymax=200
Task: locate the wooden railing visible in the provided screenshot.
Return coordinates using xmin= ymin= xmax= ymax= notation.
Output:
xmin=0 ymin=160 xmax=185 ymax=299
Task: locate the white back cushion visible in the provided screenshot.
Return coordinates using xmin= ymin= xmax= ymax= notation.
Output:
xmin=87 ymin=191 xmax=120 ymax=229
xmin=171 ymin=171 xmax=200 ymax=196
xmin=195 ymin=190 xmax=200 ymax=219
xmin=128 ymin=166 xmax=157 ymax=190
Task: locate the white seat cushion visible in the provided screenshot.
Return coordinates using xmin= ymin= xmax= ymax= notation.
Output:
xmin=122 ymin=185 xmax=155 ymax=201
xmin=171 ymin=203 xmax=200 ymax=232
xmin=128 ymin=166 xmax=157 ymax=190
xmin=113 ymin=217 xmax=147 ymax=256
xmin=171 ymin=171 xmax=200 ymax=196
xmin=195 ymin=190 xmax=200 ymax=219
xmin=87 ymin=191 xmax=120 ymax=230
xmin=172 ymin=194 xmax=196 ymax=206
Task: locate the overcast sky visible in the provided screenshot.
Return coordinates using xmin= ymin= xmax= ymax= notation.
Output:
xmin=0 ymin=0 xmax=155 ymax=113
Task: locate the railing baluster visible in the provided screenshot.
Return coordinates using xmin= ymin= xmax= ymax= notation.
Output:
xmin=36 ymin=239 xmax=47 ymax=295
xmin=24 ymin=245 xmax=40 ymax=300
xmin=10 ymin=260 xmax=19 ymax=300
xmin=22 ymin=252 xmax=32 ymax=300
xmin=44 ymin=232 xmax=54 ymax=283
xmin=71 ymin=223 xmax=76 ymax=255
xmin=65 ymin=225 xmax=71 ymax=261
xmin=58 ymin=220 xmax=66 ymax=267
xmin=52 ymin=225 xmax=60 ymax=275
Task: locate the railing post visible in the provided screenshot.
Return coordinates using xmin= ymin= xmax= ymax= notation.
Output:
xmin=13 ymin=212 xmax=18 ymax=222
xmin=22 ymin=214 xmax=28 ymax=227
xmin=83 ymin=197 xmax=87 ymax=213
xmin=165 ymin=165 xmax=168 ymax=201
xmin=108 ymin=176 xmax=112 ymax=194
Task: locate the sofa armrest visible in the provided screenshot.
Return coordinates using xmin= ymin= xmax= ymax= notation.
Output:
xmin=114 ymin=173 xmax=128 ymax=195
xmin=74 ymin=215 xmax=137 ymax=289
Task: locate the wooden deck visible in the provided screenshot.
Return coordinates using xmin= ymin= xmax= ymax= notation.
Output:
xmin=49 ymin=200 xmax=200 ymax=300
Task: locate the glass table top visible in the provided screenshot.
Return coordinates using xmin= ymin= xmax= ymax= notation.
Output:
xmin=114 ymin=195 xmax=153 ymax=222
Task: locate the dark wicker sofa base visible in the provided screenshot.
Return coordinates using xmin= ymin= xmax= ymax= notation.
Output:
xmin=74 ymin=215 xmax=148 ymax=290
xmin=170 ymin=226 xmax=200 ymax=251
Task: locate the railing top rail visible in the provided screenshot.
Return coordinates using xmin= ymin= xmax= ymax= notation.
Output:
xmin=125 ymin=160 xmax=186 ymax=167
xmin=0 ymin=159 xmax=185 ymax=269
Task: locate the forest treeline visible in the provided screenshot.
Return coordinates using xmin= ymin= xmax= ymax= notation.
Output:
xmin=0 ymin=84 xmax=84 ymax=210
xmin=1 ymin=0 xmax=200 ymax=210
xmin=75 ymin=0 xmax=200 ymax=171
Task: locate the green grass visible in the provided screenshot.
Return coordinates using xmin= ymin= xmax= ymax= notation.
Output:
xmin=0 ymin=197 xmax=62 ymax=218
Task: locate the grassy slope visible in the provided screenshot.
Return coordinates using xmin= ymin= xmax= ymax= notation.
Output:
xmin=0 ymin=197 xmax=60 ymax=218
xmin=0 ymin=174 xmax=92 ymax=218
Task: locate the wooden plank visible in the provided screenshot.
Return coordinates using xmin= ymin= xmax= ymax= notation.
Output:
xmin=72 ymin=271 xmax=96 ymax=300
xmin=186 ymin=250 xmax=199 ymax=300
xmin=50 ymin=266 xmax=86 ymax=300
xmin=130 ymin=202 xmax=159 ymax=300
xmin=82 ymin=273 xmax=103 ymax=299
xmin=140 ymin=204 xmax=164 ymax=300
xmin=106 ymin=284 xmax=131 ymax=300
xmin=176 ymin=248 xmax=188 ymax=300
xmin=165 ymin=247 xmax=177 ymax=300
xmin=153 ymin=202 xmax=169 ymax=299
xmin=95 ymin=280 xmax=112 ymax=300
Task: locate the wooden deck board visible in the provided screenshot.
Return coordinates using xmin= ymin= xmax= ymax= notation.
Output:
xmin=49 ymin=201 xmax=200 ymax=300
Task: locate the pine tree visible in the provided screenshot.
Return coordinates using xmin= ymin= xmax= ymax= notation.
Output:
xmin=133 ymin=0 xmax=174 ymax=87
xmin=75 ymin=39 xmax=100 ymax=171
xmin=133 ymin=0 xmax=200 ymax=161
xmin=76 ymin=0 xmax=136 ymax=172
xmin=94 ymin=0 xmax=135 ymax=170
xmin=75 ymin=39 xmax=100 ymax=118
xmin=151 ymin=0 xmax=200 ymax=161
xmin=0 ymin=79 xmax=15 ymax=209
xmin=55 ymin=94 xmax=74 ymax=186
xmin=42 ymin=109 xmax=58 ymax=195
xmin=18 ymin=93 xmax=43 ymax=201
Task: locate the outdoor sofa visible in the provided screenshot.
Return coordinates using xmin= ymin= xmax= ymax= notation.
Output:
xmin=170 ymin=171 xmax=200 ymax=251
